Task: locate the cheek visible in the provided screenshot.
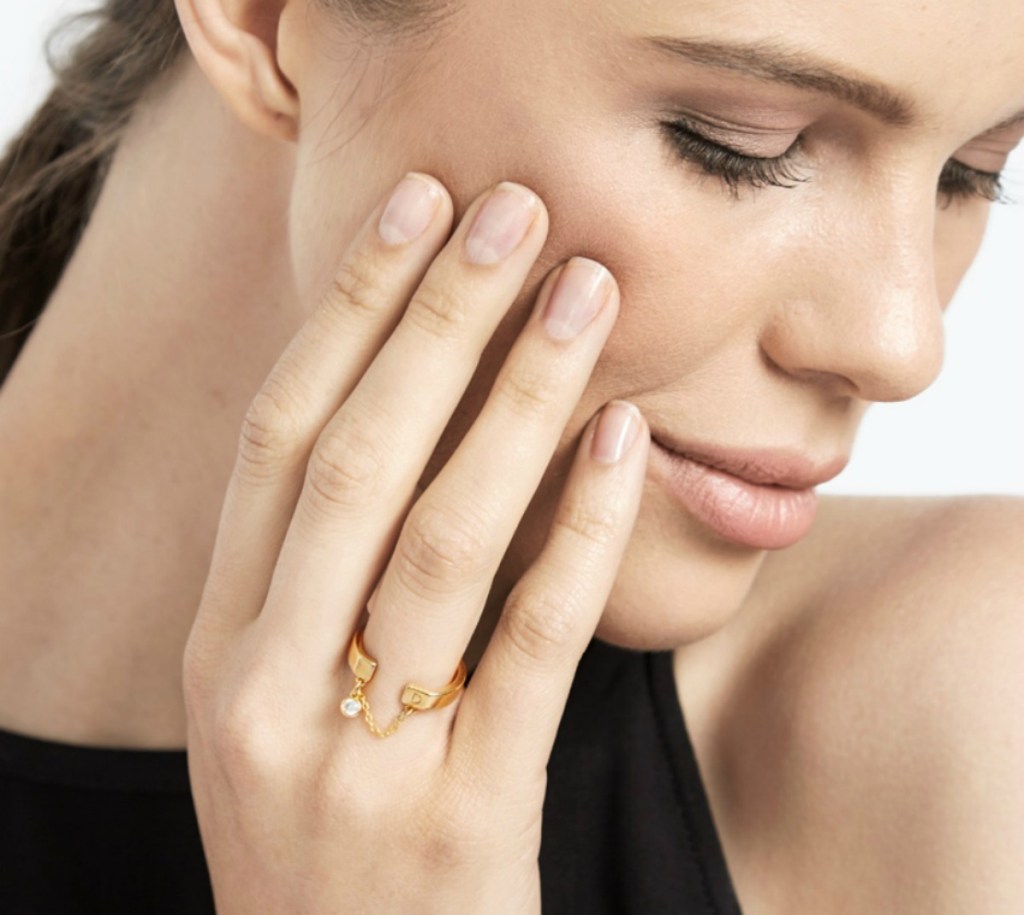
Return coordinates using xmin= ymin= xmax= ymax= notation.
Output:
xmin=935 ymin=205 xmax=990 ymax=306
xmin=287 ymin=153 xmax=388 ymax=308
xmin=525 ymin=142 xmax=794 ymax=398
xmin=411 ymin=124 xmax=808 ymax=484
xmin=286 ymin=48 xmax=803 ymax=500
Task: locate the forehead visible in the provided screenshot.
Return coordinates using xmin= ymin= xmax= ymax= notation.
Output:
xmin=589 ymin=0 xmax=1024 ymax=131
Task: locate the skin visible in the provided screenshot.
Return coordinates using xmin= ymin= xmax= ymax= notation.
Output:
xmin=0 ymin=0 xmax=1022 ymax=909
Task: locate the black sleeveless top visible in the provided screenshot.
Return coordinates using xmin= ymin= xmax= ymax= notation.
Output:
xmin=0 ymin=640 xmax=743 ymax=914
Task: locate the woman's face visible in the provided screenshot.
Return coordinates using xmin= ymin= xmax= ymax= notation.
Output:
xmin=280 ymin=0 xmax=1024 ymax=649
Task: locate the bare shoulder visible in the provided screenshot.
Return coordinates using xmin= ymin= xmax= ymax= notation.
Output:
xmin=701 ymin=495 xmax=1024 ymax=914
xmin=744 ymin=492 xmax=1024 ymax=613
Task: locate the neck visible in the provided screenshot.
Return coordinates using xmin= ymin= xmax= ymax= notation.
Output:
xmin=0 ymin=57 xmax=304 ymax=747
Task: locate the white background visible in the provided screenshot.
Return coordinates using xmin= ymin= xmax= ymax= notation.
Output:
xmin=2 ymin=3 xmax=1021 ymax=496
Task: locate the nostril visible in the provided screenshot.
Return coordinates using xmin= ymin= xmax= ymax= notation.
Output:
xmin=758 ymin=342 xmax=859 ymax=397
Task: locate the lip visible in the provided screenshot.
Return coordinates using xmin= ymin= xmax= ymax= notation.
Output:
xmin=647 ymin=435 xmax=848 ymax=550
xmin=650 ymin=433 xmax=848 ymax=490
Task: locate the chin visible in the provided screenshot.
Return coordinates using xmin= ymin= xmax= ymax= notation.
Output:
xmin=502 ymin=475 xmax=768 ymax=655
xmin=592 ymin=501 xmax=767 ymax=653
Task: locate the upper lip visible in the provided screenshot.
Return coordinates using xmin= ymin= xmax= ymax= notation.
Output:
xmin=651 ymin=431 xmax=849 ymax=489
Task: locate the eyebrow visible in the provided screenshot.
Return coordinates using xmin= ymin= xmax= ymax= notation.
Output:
xmin=644 ymin=35 xmax=1024 ymax=142
xmin=642 ymin=36 xmax=919 ymax=127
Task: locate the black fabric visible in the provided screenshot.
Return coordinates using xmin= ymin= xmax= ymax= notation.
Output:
xmin=0 ymin=732 xmax=213 ymax=914
xmin=540 ymin=640 xmax=742 ymax=914
xmin=0 ymin=641 xmax=742 ymax=914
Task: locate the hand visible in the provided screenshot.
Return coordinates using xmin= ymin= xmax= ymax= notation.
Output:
xmin=182 ymin=173 xmax=649 ymax=914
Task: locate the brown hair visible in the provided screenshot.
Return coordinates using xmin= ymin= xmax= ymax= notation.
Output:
xmin=0 ymin=0 xmax=447 ymax=389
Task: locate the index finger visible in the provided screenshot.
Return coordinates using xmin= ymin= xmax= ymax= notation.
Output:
xmin=194 ymin=173 xmax=452 ymax=638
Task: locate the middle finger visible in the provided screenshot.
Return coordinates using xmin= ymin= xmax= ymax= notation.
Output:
xmin=360 ymin=254 xmax=618 ymax=724
xmin=259 ymin=182 xmax=548 ymax=660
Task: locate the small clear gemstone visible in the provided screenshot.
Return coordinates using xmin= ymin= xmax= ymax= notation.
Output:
xmin=341 ymin=698 xmax=362 ymax=718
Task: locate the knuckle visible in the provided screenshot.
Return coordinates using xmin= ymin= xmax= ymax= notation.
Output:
xmin=181 ymin=632 xmax=216 ymax=719
xmin=405 ymin=281 xmax=471 ymax=341
xmin=417 ymin=804 xmax=482 ymax=870
xmin=237 ymin=378 xmax=307 ymax=478
xmin=209 ymin=688 xmax=288 ymax=783
xmin=326 ymin=255 xmax=389 ymax=322
xmin=495 ymin=359 xmax=561 ymax=418
xmin=552 ymin=499 xmax=620 ymax=550
xmin=501 ymin=584 xmax=579 ymax=666
xmin=414 ymin=776 xmax=500 ymax=868
xmin=306 ymin=757 xmax=375 ymax=825
xmin=395 ymin=501 xmax=492 ymax=595
xmin=304 ymin=412 xmax=390 ymax=515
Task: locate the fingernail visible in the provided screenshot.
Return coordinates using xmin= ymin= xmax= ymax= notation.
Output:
xmin=542 ymin=258 xmax=611 ymax=340
xmin=378 ymin=174 xmax=442 ymax=246
xmin=591 ymin=401 xmax=641 ymax=464
xmin=464 ymin=183 xmax=538 ymax=265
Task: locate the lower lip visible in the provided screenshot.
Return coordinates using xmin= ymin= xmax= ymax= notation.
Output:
xmin=648 ymin=439 xmax=819 ymax=550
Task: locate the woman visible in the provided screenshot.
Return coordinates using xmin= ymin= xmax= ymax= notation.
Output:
xmin=0 ymin=0 xmax=1021 ymax=911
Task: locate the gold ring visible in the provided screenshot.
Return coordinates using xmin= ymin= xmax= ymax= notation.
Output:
xmin=339 ymin=626 xmax=467 ymax=738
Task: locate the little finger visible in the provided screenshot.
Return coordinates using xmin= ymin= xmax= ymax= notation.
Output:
xmin=453 ymin=401 xmax=649 ymax=787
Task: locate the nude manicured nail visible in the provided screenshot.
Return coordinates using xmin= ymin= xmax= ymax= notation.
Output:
xmin=464 ymin=183 xmax=538 ymax=264
xmin=542 ymin=258 xmax=611 ymax=340
xmin=378 ymin=174 xmax=442 ymax=246
xmin=591 ymin=401 xmax=641 ymax=464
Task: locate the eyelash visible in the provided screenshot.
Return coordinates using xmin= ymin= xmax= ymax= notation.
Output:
xmin=661 ymin=119 xmax=1007 ymax=204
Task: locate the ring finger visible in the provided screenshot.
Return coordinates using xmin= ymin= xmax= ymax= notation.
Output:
xmin=255 ymin=181 xmax=549 ymax=665
xmin=355 ymin=255 xmax=618 ymax=730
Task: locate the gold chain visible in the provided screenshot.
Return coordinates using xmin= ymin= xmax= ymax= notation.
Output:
xmin=347 ymin=678 xmax=417 ymax=738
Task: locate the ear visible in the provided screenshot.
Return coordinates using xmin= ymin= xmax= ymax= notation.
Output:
xmin=174 ymin=0 xmax=301 ymax=142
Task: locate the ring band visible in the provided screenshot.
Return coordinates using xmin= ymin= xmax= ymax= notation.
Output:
xmin=340 ymin=626 xmax=467 ymax=737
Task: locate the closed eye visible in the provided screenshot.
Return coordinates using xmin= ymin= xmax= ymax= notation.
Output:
xmin=661 ymin=119 xmax=1011 ymax=204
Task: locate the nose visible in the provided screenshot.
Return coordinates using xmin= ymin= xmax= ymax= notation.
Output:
xmin=758 ymin=189 xmax=945 ymax=403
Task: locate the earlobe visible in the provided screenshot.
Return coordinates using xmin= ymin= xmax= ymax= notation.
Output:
xmin=174 ymin=0 xmax=300 ymax=142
